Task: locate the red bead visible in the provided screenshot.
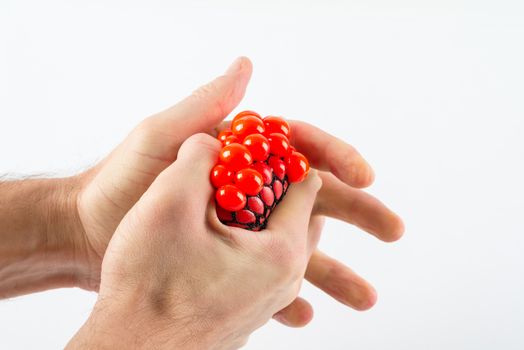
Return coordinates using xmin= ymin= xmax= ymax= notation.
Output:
xmin=286 ymin=151 xmax=310 ymax=183
xmin=213 ymin=112 xmax=304 ymax=230
xmin=236 ymin=210 xmax=256 ymax=224
xmin=219 ymin=143 xmax=253 ymax=171
xmin=263 ymin=116 xmax=290 ymax=138
xmin=251 ymin=161 xmax=273 ymax=185
xmin=273 ymin=180 xmax=283 ymax=200
xmin=235 ymin=168 xmax=264 ymax=195
xmin=243 ymin=134 xmax=270 ymax=161
xmin=267 ymin=133 xmax=290 ymax=157
xmin=268 ymin=155 xmax=286 ymax=180
xmin=216 ymin=185 xmax=246 ymax=211
xmin=231 ymin=116 xmax=265 ymax=140
xmin=217 ymin=130 xmax=233 ymax=143
xmin=260 ymin=186 xmax=275 ymax=206
xmin=232 ymin=110 xmax=262 ymax=125
xmin=216 ymin=205 xmax=233 ymax=221
xmin=223 ymin=135 xmax=239 ymax=146
xmin=248 ymin=197 xmax=264 ymax=215
xmin=210 ymin=164 xmax=234 ymax=188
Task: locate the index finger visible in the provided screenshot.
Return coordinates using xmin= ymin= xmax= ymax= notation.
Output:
xmin=213 ymin=119 xmax=375 ymax=188
xmin=289 ymin=120 xmax=375 ymax=188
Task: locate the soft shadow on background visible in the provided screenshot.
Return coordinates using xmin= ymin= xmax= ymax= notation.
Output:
xmin=1 ymin=1 xmax=523 ymax=349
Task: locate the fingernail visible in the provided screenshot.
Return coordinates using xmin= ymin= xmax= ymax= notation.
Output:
xmin=225 ymin=57 xmax=243 ymax=75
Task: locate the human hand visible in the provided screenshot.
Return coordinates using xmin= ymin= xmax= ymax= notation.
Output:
xmin=199 ymin=111 xmax=406 ymax=326
xmin=74 ymin=58 xmax=253 ymax=289
xmin=67 ymin=134 xmax=323 ymax=349
xmin=70 ymin=57 xmax=403 ymax=326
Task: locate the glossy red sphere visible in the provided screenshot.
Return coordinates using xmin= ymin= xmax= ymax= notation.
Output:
xmin=251 ymin=161 xmax=273 ymax=185
xmin=243 ymin=134 xmax=270 ymax=161
xmin=286 ymin=151 xmax=310 ymax=183
xmin=216 ymin=185 xmax=247 ymax=211
xmin=232 ymin=110 xmax=262 ymax=125
xmin=263 ymin=116 xmax=290 ymax=138
xmin=223 ymin=135 xmax=239 ymax=146
xmin=267 ymin=133 xmax=291 ymax=157
xmin=235 ymin=168 xmax=264 ymax=195
xmin=231 ymin=116 xmax=265 ymax=140
xmin=268 ymin=155 xmax=286 ymax=180
xmin=210 ymin=164 xmax=234 ymax=188
xmin=212 ymin=110 xmax=310 ymax=230
xmin=219 ymin=143 xmax=253 ymax=171
xmin=217 ymin=130 xmax=233 ymax=143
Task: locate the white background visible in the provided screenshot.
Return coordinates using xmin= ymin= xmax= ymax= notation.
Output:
xmin=1 ymin=1 xmax=524 ymax=349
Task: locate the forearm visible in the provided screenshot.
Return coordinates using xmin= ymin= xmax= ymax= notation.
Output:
xmin=66 ymin=296 xmax=216 ymax=350
xmin=0 ymin=177 xmax=85 ymax=298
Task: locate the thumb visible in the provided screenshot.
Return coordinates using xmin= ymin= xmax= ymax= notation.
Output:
xmin=125 ymin=56 xmax=252 ymax=172
xmin=147 ymin=56 xmax=253 ymax=139
xmin=266 ymin=170 xmax=322 ymax=241
xmin=88 ymin=58 xmax=251 ymax=229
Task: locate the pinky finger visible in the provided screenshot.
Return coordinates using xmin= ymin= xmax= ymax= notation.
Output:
xmin=306 ymin=250 xmax=377 ymax=311
xmin=273 ymin=296 xmax=314 ymax=328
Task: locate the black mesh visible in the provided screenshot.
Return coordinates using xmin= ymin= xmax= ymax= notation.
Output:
xmin=218 ymin=174 xmax=290 ymax=231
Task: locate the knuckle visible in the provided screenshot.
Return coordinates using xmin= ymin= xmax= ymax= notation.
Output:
xmin=306 ymin=169 xmax=323 ymax=192
xmin=192 ymin=79 xmax=219 ymax=98
xmin=185 ymin=132 xmax=221 ymax=147
xmin=129 ymin=120 xmax=158 ymax=150
xmin=179 ymin=133 xmax=221 ymax=158
xmin=133 ymin=116 xmax=163 ymax=138
xmin=127 ymin=118 xmax=180 ymax=164
xmin=308 ymin=216 xmax=325 ymax=250
xmin=232 ymin=337 xmax=250 ymax=350
xmin=278 ymin=283 xmax=303 ymax=310
xmin=136 ymin=116 xmax=156 ymax=131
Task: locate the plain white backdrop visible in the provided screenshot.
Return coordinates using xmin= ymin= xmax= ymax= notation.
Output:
xmin=1 ymin=1 xmax=523 ymax=349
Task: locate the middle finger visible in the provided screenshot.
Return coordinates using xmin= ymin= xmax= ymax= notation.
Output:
xmin=315 ymin=172 xmax=404 ymax=242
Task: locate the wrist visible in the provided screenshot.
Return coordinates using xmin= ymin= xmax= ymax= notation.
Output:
xmin=67 ymin=294 xmax=217 ymax=349
xmin=0 ymin=177 xmax=89 ymax=297
xmin=43 ymin=176 xmax=92 ymax=288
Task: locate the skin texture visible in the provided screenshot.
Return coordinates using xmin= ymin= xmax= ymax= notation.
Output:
xmin=67 ymin=135 xmax=323 ymax=349
xmin=75 ymin=58 xmax=404 ymax=325
xmin=0 ymin=57 xmax=404 ymax=329
xmin=0 ymin=178 xmax=86 ymax=298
